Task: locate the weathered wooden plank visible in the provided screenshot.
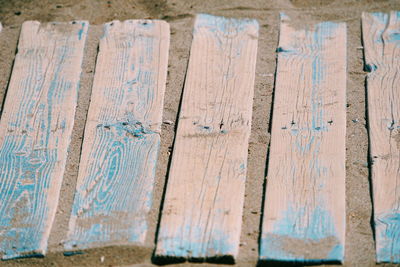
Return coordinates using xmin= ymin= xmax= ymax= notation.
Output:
xmin=259 ymin=14 xmax=346 ymax=263
xmin=64 ymin=20 xmax=170 ymax=251
xmin=155 ymin=14 xmax=258 ymax=262
xmin=0 ymin=20 xmax=88 ymax=259
xmin=362 ymin=11 xmax=400 ymax=263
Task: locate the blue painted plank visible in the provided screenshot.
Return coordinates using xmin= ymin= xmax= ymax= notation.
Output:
xmin=0 ymin=21 xmax=88 ymax=259
xmin=155 ymin=14 xmax=258 ymax=262
xmin=362 ymin=11 xmax=400 ymax=263
xmin=259 ymin=14 xmax=347 ymax=263
xmin=64 ymin=20 xmax=170 ymax=251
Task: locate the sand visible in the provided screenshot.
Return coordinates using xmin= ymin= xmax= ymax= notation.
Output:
xmin=0 ymin=0 xmax=400 ymax=266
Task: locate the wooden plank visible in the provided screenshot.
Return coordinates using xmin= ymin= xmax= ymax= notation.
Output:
xmin=259 ymin=14 xmax=346 ymax=263
xmin=362 ymin=11 xmax=400 ymax=263
xmin=155 ymin=14 xmax=258 ymax=262
xmin=0 ymin=20 xmax=88 ymax=259
xmin=64 ymin=20 xmax=170 ymax=251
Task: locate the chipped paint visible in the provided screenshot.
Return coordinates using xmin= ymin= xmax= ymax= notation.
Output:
xmin=260 ymin=206 xmax=343 ymax=263
xmin=363 ymin=11 xmax=400 ymax=263
xmin=375 ymin=211 xmax=400 ymax=263
xmin=65 ymin=20 xmax=169 ymax=251
xmin=260 ymin=16 xmax=346 ymax=264
xmin=0 ymin=21 xmax=88 ymax=259
xmin=155 ymin=13 xmax=258 ymax=263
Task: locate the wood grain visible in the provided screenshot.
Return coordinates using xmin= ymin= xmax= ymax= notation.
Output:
xmin=259 ymin=14 xmax=347 ymax=263
xmin=0 ymin=20 xmax=88 ymax=259
xmin=362 ymin=11 xmax=400 ymax=263
xmin=64 ymin=20 xmax=169 ymax=251
xmin=155 ymin=14 xmax=258 ymax=262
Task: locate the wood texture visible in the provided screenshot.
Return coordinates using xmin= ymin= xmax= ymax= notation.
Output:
xmin=260 ymin=14 xmax=346 ymax=263
xmin=155 ymin=14 xmax=258 ymax=262
xmin=64 ymin=20 xmax=169 ymax=250
xmin=362 ymin=11 xmax=400 ymax=263
xmin=0 ymin=21 xmax=88 ymax=259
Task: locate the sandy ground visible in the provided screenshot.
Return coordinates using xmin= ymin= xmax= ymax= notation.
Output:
xmin=0 ymin=0 xmax=400 ymax=266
